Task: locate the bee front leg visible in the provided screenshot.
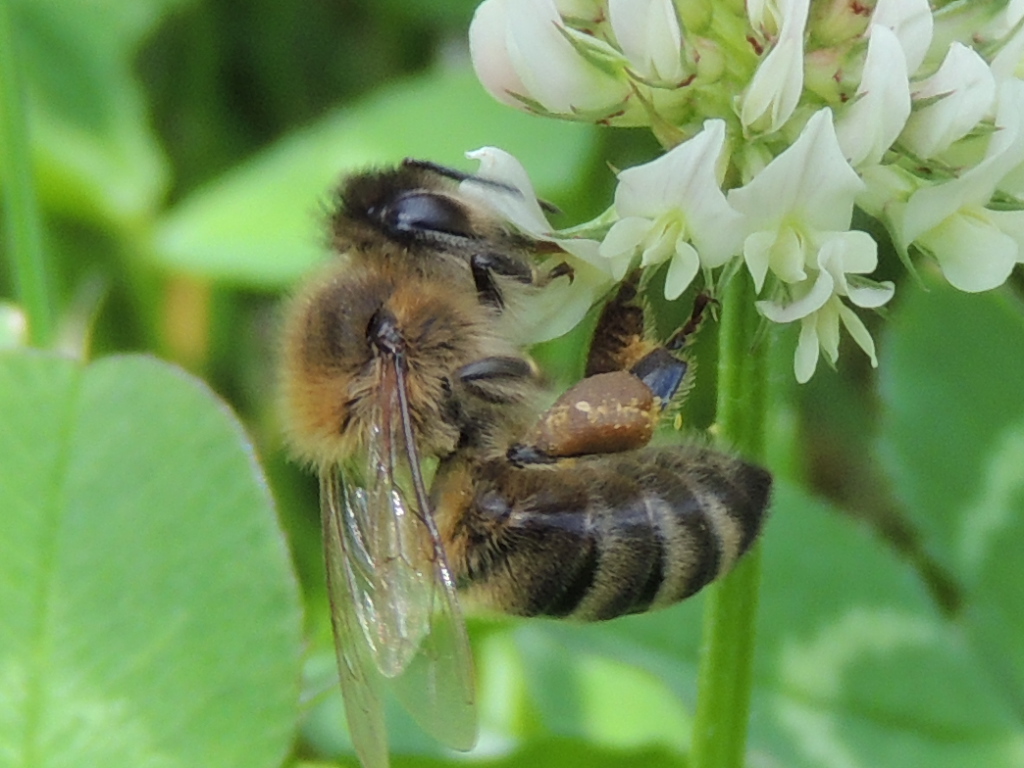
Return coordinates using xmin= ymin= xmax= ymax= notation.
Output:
xmin=470 ymin=252 xmax=534 ymax=308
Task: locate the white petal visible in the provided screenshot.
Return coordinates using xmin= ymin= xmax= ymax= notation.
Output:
xmin=600 ymin=216 xmax=651 ymax=260
xmin=837 ymin=304 xmax=879 ymax=366
xmin=609 ymin=0 xmax=685 ymax=83
xmin=900 ymin=43 xmax=995 ymax=159
xmin=815 ymin=229 xmax=879 ymax=276
xmin=816 ymin=301 xmax=841 ymax=364
xmin=469 ymin=0 xmax=528 ymax=108
xmin=813 ymin=232 xmax=893 ymax=307
xmin=740 ymin=0 xmax=809 ymax=133
xmin=794 ymin=316 xmax=820 ymax=383
xmin=559 ymin=236 xmax=628 ymax=278
xmin=846 ymin=279 xmax=895 ymax=308
xmin=989 ymin=209 xmax=1024 ymax=264
xmin=745 ymin=0 xmax=771 ymax=32
xmin=506 ymin=0 xmax=629 ymax=113
xmin=743 ymin=230 xmax=774 ymax=293
xmin=614 ymin=120 xmax=727 ymax=216
xmin=902 ymin=81 xmax=1024 ymax=243
xmin=729 ymin=108 xmax=865 ymax=233
xmin=767 ymin=226 xmax=809 ymax=284
xmin=856 ymin=163 xmax=918 ymax=221
xmin=664 ymin=241 xmax=700 ymax=300
xmin=991 ymin=19 xmax=1024 ymax=82
xmin=989 ymin=77 xmax=1024 ymax=164
xmin=757 ymin=268 xmax=834 ymax=323
xmin=613 ymin=121 xmax=744 ymax=266
xmin=835 ymin=25 xmax=911 ymax=167
xmin=871 ymin=0 xmax=933 ymax=74
xmin=640 ymin=223 xmax=676 ymax=267
xmin=511 ymin=256 xmax=613 ymax=342
xmin=464 ymin=147 xmax=552 ymax=235
xmin=917 ymin=212 xmax=1018 ymax=292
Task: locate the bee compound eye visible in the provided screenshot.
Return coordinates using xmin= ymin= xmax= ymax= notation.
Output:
xmin=477 ymin=490 xmax=512 ymax=522
xmin=383 ymin=192 xmax=473 ymax=238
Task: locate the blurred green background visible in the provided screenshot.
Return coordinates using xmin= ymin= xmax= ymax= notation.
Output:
xmin=2 ymin=1 xmax=1024 ymax=767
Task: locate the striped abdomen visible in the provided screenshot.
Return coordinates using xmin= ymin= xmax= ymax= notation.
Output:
xmin=433 ymin=446 xmax=771 ymax=621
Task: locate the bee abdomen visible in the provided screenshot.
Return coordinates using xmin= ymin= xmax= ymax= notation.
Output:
xmin=443 ymin=446 xmax=771 ymax=621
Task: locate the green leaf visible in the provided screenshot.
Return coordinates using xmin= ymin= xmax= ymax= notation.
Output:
xmin=8 ymin=0 xmax=173 ymax=226
xmin=879 ymin=279 xmax=1024 ymax=713
xmin=878 ymin=280 xmax=1024 ymax=574
xmin=0 ymin=351 xmax=302 ymax=767
xmin=151 ymin=67 xmax=599 ymax=289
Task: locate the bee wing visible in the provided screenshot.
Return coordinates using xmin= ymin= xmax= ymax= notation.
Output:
xmin=387 ymin=502 xmax=477 ymax=751
xmin=320 ymin=465 xmax=389 ymax=768
xmin=323 ymin=358 xmax=477 ymax=759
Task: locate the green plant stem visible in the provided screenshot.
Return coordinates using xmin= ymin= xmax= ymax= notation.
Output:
xmin=691 ymin=274 xmax=769 ymax=768
xmin=0 ymin=0 xmax=53 ymax=347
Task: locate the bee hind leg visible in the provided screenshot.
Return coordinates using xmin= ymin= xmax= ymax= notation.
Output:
xmin=508 ymin=281 xmax=714 ymax=466
xmin=627 ymin=289 xmax=714 ymax=403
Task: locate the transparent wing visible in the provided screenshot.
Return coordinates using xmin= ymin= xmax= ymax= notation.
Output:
xmin=323 ymin=357 xmax=477 ymax=757
xmin=320 ymin=466 xmax=389 ymax=768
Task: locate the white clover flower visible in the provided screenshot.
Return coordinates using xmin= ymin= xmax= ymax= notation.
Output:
xmin=469 ymin=0 xmax=631 ymax=118
xmin=871 ymin=0 xmax=933 ymax=75
xmin=901 ymin=78 xmax=1024 ymax=292
xmin=729 ymin=109 xmax=865 ymax=290
xmin=745 ymin=0 xmax=783 ymax=37
xmin=756 ymin=235 xmax=894 ymax=382
xmin=990 ymin=0 xmax=1024 ymax=81
xmin=465 ymin=0 xmax=1024 ymax=381
xmin=835 ymin=24 xmax=911 ymax=168
xmin=786 ymin=295 xmax=880 ymax=384
xmin=608 ymin=0 xmax=687 ymax=85
xmin=729 ymin=108 xmax=893 ymax=380
xmin=598 ymin=120 xmax=743 ymax=297
xmin=740 ymin=0 xmax=810 ymax=134
xmin=900 ymin=43 xmax=996 ymax=160
xmin=461 ymin=147 xmax=613 ymax=342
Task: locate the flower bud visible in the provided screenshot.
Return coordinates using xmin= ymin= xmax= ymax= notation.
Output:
xmin=469 ymin=0 xmax=631 ymax=117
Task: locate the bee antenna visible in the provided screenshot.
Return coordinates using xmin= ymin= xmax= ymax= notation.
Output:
xmin=402 ymin=157 xmax=559 ymax=213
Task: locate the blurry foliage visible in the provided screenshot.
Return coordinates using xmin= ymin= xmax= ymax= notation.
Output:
xmin=1 ymin=1 xmax=1024 ymax=767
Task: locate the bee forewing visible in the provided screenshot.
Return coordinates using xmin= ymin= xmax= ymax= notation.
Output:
xmin=378 ymin=366 xmax=478 ymax=750
xmin=321 ymin=467 xmax=390 ymax=768
xmin=359 ymin=458 xmax=432 ymax=676
xmin=327 ymin=363 xmax=478 ymax=753
xmin=389 ymin=539 xmax=477 ymax=751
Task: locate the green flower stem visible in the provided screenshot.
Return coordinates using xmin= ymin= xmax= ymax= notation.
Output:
xmin=691 ymin=273 xmax=768 ymax=768
xmin=0 ymin=0 xmax=53 ymax=347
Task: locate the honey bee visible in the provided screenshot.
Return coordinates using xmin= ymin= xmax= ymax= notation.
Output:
xmin=279 ymin=159 xmax=771 ymax=768
xmin=434 ymin=284 xmax=770 ymax=621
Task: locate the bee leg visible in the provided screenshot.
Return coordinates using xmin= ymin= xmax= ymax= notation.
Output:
xmin=533 ymin=259 xmax=574 ymax=287
xmin=470 ymin=252 xmax=534 ymax=308
xmin=455 ymin=355 xmax=538 ymax=406
xmin=665 ymin=291 xmax=716 ymax=352
xmin=508 ymin=369 xmax=659 ymax=465
xmin=585 ymin=272 xmax=648 ymax=377
xmin=509 ymin=289 xmax=713 ymax=465
xmin=455 ymin=356 xmax=535 ymax=384
xmin=627 ymin=291 xmax=714 ymax=402
xmin=452 ymin=356 xmax=539 ymax=456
